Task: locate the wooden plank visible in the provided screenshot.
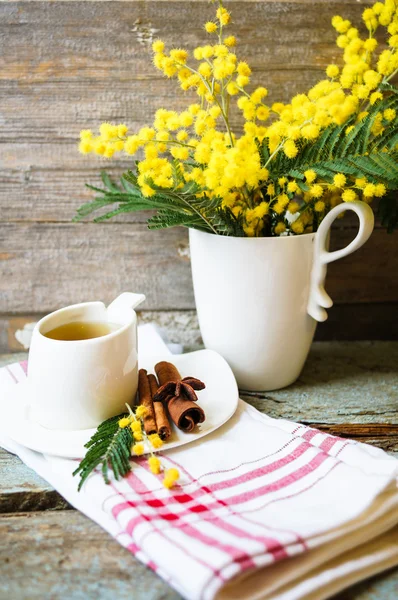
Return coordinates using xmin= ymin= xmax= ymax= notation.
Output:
xmin=307 ymin=424 xmax=398 ymax=453
xmin=0 ymin=355 xmax=64 ymax=513
xmin=0 ymin=223 xmax=192 ymax=312
xmin=335 ymin=570 xmax=398 ymax=600
xmin=0 ymin=511 xmax=397 ymax=600
xmin=0 ymin=1 xmax=376 ymax=142
xmin=0 ymin=162 xmax=151 ymax=224
xmin=1 ymin=223 xmax=397 ymax=313
xmin=0 ymin=0 xmax=375 ymax=4
xmin=0 ymin=510 xmax=181 ymax=600
xmin=241 ymin=341 xmax=398 ymax=426
xmin=325 ymin=229 xmax=398 ymax=305
xmin=0 ymin=352 xmax=26 ymax=366
xmin=1 ymin=303 xmax=398 ymax=355
xmin=0 ymin=449 xmax=70 ymax=514
xmin=313 ymin=303 xmax=398 ymax=342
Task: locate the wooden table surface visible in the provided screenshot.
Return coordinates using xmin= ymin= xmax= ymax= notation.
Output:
xmin=1 ymin=341 xmax=398 ymax=600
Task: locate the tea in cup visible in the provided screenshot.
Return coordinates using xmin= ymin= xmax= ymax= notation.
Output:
xmin=43 ymin=321 xmax=120 ymax=341
xmin=27 ymin=292 xmax=145 ymax=430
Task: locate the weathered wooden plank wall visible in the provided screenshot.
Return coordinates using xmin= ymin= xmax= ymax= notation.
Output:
xmin=1 ymin=0 xmax=397 ymax=351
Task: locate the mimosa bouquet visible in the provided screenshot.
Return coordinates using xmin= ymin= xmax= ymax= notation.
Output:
xmin=77 ymin=0 xmax=398 ymax=236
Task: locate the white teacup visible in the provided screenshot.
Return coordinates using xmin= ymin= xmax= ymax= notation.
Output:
xmin=27 ymin=292 xmax=145 ymax=430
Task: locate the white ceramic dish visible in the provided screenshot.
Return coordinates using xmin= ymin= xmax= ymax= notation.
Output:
xmin=0 ymin=349 xmax=239 ymax=458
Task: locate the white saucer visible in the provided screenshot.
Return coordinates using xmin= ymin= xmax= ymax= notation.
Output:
xmin=0 ymin=350 xmax=239 ymax=458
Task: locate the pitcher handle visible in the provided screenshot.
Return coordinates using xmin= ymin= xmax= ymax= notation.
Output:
xmin=307 ymin=201 xmax=374 ymax=322
xmin=107 ymin=292 xmax=146 ymax=322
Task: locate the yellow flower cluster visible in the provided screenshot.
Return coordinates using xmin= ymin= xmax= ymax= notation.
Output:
xmin=118 ymin=408 xmax=179 ymax=488
xmin=79 ymin=0 xmax=397 ymax=237
xmin=264 ymin=0 xmax=397 ymax=159
xmin=163 ymin=468 xmax=180 ymax=489
xmin=148 ymin=455 xmax=162 ymax=475
xmin=148 ymin=433 xmax=164 ymax=449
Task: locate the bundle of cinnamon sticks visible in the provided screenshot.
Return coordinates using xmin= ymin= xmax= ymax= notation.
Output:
xmin=137 ymin=361 xmax=206 ymax=440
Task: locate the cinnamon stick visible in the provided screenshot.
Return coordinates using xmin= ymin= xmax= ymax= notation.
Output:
xmin=155 ymin=362 xmax=181 ymax=389
xmin=148 ymin=373 xmax=171 ymax=441
xmin=154 ymin=361 xmax=206 ymax=433
xmin=138 ymin=369 xmax=157 ymax=435
xmin=167 ymin=395 xmax=205 ymax=433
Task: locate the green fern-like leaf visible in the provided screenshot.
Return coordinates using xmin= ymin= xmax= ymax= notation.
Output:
xmin=74 ymin=197 xmax=122 ymax=221
xmin=257 ymin=138 xmax=270 ymax=166
xmin=268 ymin=96 xmax=398 ymax=192
xmin=349 ymin=154 xmax=398 ymax=183
xmin=101 ymin=171 xmax=120 ymax=192
xmin=93 ymin=201 xmax=153 ymax=222
xmin=122 ymin=170 xmax=139 ymax=187
xmin=217 ymin=207 xmax=246 ymax=236
xmin=370 ymin=128 xmax=398 ymax=153
xmin=306 ymin=124 xmax=338 ymax=163
xmin=379 ymin=82 xmax=398 ymax=95
xmin=170 ymin=158 xmax=187 ymax=188
xmin=148 ymin=211 xmax=211 ymax=231
xmin=271 ymin=95 xmax=398 ymax=183
xmin=73 ymin=413 xmax=133 ymax=490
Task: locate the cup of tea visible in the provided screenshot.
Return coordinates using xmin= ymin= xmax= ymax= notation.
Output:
xmin=27 ymin=292 xmax=145 ymax=430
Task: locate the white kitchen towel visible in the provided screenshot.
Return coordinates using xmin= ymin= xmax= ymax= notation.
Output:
xmin=0 ymin=324 xmax=397 ymax=600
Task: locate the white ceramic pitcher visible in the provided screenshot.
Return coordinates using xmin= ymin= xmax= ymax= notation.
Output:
xmin=189 ymin=202 xmax=374 ymax=391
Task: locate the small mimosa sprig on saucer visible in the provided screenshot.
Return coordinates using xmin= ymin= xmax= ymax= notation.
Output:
xmin=73 ymin=404 xmax=179 ymax=491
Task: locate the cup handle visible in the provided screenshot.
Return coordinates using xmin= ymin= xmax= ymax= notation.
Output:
xmin=107 ymin=292 xmax=146 ymax=321
xmin=307 ymin=201 xmax=374 ymax=322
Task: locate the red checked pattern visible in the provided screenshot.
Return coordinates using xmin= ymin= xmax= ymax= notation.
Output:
xmin=2 ymin=359 xmax=373 ymax=600
xmin=105 ymin=423 xmax=348 ymax=599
